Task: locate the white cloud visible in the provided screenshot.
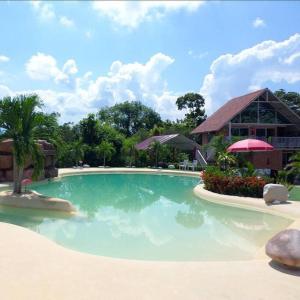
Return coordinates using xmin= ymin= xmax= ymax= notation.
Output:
xmin=30 ymin=0 xmax=55 ymax=21
xmin=284 ymin=52 xmax=300 ymax=65
xmin=253 ymin=17 xmax=265 ymax=28
xmin=92 ymin=1 xmax=204 ymax=28
xmin=25 ymin=53 xmax=78 ymax=85
xmin=200 ymin=33 xmax=300 ymax=113
xmin=0 ymin=55 xmax=10 ymax=62
xmin=4 ymin=53 xmax=183 ymax=123
xmin=188 ymin=50 xmax=208 ymax=60
xmin=30 ymin=1 xmax=75 ymax=29
xmin=59 ymin=16 xmax=75 ymax=28
xmin=85 ymin=31 xmax=93 ymax=39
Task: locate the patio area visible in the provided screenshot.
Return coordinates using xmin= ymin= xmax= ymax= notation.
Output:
xmin=0 ymin=220 xmax=299 ymax=300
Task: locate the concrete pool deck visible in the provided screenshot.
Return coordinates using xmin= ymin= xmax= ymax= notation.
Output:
xmin=0 ymin=168 xmax=299 ymax=299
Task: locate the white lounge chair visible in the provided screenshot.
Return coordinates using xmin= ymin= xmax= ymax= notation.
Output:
xmin=179 ymin=160 xmax=189 ymax=170
xmin=188 ymin=160 xmax=198 ymax=171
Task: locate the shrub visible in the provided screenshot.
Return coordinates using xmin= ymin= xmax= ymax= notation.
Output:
xmin=202 ymin=170 xmax=269 ymax=198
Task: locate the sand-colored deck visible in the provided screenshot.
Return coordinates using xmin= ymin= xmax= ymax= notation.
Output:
xmin=0 ymin=222 xmax=299 ymax=300
xmin=0 ymin=168 xmax=299 ymax=299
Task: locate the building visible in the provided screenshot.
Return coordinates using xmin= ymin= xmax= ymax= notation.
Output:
xmin=191 ymin=88 xmax=300 ymax=171
xmin=0 ymin=139 xmax=58 ymax=182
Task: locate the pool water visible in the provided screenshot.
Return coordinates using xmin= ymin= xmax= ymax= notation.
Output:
xmin=0 ymin=174 xmax=292 ymax=261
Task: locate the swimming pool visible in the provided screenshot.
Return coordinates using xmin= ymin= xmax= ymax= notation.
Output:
xmin=0 ymin=173 xmax=292 ymax=261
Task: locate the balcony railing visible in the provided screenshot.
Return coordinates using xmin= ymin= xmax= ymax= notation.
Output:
xmin=269 ymin=137 xmax=300 ymax=149
xmin=225 ymin=136 xmax=300 ymax=149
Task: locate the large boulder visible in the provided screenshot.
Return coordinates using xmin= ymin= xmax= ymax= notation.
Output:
xmin=0 ymin=155 xmax=13 ymax=170
xmin=263 ymin=184 xmax=288 ymax=204
xmin=266 ymin=229 xmax=300 ymax=267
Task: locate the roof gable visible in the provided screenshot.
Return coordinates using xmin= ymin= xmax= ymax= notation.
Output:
xmin=135 ymin=134 xmax=200 ymax=150
xmin=191 ymin=89 xmax=267 ymax=134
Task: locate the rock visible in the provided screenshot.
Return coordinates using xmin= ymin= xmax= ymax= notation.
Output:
xmin=0 ymin=155 xmax=13 ymax=169
xmin=45 ymin=167 xmax=58 ymax=178
xmin=266 ymin=229 xmax=300 ymax=267
xmin=263 ymin=184 xmax=288 ymax=204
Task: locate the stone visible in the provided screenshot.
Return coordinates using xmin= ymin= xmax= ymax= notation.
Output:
xmin=4 ymin=169 xmax=13 ymax=181
xmin=0 ymin=155 xmax=13 ymax=169
xmin=45 ymin=167 xmax=58 ymax=178
xmin=263 ymin=184 xmax=288 ymax=204
xmin=266 ymin=229 xmax=300 ymax=267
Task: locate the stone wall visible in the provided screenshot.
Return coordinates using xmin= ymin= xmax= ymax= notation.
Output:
xmin=0 ymin=139 xmax=58 ymax=182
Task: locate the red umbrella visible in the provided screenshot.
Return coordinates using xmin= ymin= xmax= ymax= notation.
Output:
xmin=227 ymin=139 xmax=274 ymax=153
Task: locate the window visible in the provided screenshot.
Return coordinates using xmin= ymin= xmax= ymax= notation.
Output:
xmin=231 ymin=128 xmax=240 ymax=136
xmin=241 ymin=102 xmax=258 ymax=123
xmin=231 ymin=114 xmax=241 ymax=123
xmin=230 ymin=128 xmax=248 ymax=136
xmin=277 ymin=112 xmax=290 ymax=124
xmin=256 ymin=128 xmax=266 ymax=137
xmin=259 ymin=102 xmax=275 ymax=123
xmin=240 ymin=128 xmax=249 ymax=136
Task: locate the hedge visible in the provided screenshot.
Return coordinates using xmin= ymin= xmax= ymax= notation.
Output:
xmin=202 ymin=172 xmax=268 ymax=198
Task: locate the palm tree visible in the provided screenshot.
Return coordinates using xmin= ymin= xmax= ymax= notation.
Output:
xmin=0 ymin=94 xmax=44 ymax=194
xmin=286 ymin=151 xmax=300 ymax=177
xmin=150 ymin=140 xmax=162 ymax=167
xmin=216 ymin=152 xmax=237 ymax=171
xmin=96 ymin=141 xmax=115 ymax=166
xmin=122 ymin=137 xmax=138 ymax=166
xmin=72 ymin=140 xmax=84 ymax=166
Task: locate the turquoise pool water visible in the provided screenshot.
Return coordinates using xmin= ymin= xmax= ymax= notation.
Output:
xmin=0 ymin=174 xmax=292 ymax=261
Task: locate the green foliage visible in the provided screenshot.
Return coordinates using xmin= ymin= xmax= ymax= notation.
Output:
xmin=79 ymin=114 xmax=100 ymax=145
xmin=122 ymin=136 xmax=138 ymax=166
xmin=176 ymin=93 xmax=206 ymax=127
xmin=98 ymin=101 xmax=162 ymax=136
xmin=239 ymin=161 xmax=256 ymax=177
xmin=286 ymin=151 xmax=300 ymax=176
xmin=216 ymin=152 xmax=237 ymax=170
xmin=276 ymin=170 xmax=294 ymax=192
xmin=0 ymin=94 xmax=45 ymax=193
xmin=274 ymin=89 xmax=300 ymax=115
xmin=96 ymin=141 xmax=116 ymax=166
xmin=203 ymin=168 xmax=269 ymax=198
xmin=149 ymin=140 xmax=162 ymax=167
xmin=207 ymin=135 xmax=230 ymax=154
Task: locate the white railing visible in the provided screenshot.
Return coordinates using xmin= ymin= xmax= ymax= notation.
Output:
xmin=195 ymin=149 xmax=207 ymax=167
xmin=270 ymin=137 xmax=300 ymax=149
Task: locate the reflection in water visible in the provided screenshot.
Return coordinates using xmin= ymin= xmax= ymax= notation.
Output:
xmin=0 ymin=174 xmax=292 ymax=261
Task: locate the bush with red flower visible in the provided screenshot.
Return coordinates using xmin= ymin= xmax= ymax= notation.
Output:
xmin=202 ymin=166 xmax=270 ymax=198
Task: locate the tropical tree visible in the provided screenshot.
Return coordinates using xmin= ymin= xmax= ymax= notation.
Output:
xmin=0 ymin=94 xmax=44 ymax=194
xmin=150 ymin=141 xmax=162 ymax=167
xmin=122 ymin=137 xmax=138 ymax=167
xmin=216 ymin=152 xmax=237 ymax=171
xmin=96 ymin=141 xmax=116 ymax=166
xmin=71 ymin=140 xmax=85 ymax=166
xmin=176 ymin=93 xmax=206 ymax=128
xmin=274 ymin=89 xmax=300 ymax=116
xmin=79 ymin=114 xmax=100 ymax=145
xmin=98 ymin=101 xmax=162 ymax=136
xmin=286 ymin=151 xmax=300 ymax=176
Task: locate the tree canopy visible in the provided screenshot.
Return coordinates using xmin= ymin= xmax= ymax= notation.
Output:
xmin=98 ymin=101 xmax=162 ymax=136
xmin=176 ymin=93 xmax=206 ymax=128
xmin=274 ymin=89 xmax=300 ymax=115
xmin=0 ymin=94 xmax=44 ymax=193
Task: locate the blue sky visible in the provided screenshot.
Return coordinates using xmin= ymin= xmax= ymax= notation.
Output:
xmin=0 ymin=1 xmax=300 ymax=123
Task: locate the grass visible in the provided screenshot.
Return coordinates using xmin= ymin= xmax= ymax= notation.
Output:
xmin=289 ymin=186 xmax=300 ymax=201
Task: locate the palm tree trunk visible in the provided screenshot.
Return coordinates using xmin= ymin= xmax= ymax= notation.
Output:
xmin=103 ymin=155 xmax=106 ymax=167
xmin=13 ymin=156 xmax=23 ymax=194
